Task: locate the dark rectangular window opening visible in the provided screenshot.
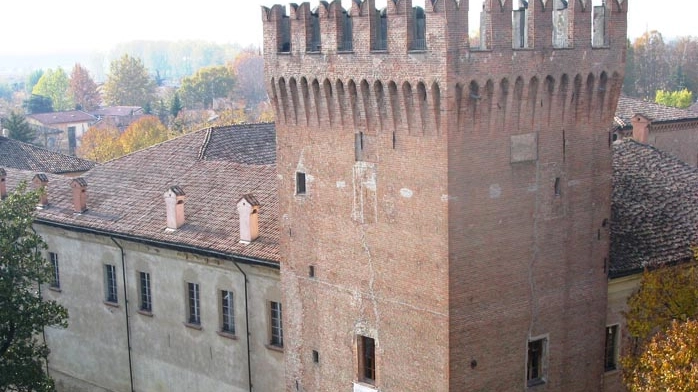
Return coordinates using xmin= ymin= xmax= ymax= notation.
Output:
xmin=104 ymin=264 xmax=118 ymax=303
xmin=527 ymin=338 xmax=546 ymax=386
xmin=49 ymin=252 xmax=60 ymax=289
xmin=554 ymin=177 xmax=561 ymax=196
xmin=187 ymin=282 xmax=201 ymax=325
xmin=270 ymin=301 xmax=283 ymax=347
xmin=604 ymin=325 xmax=618 ymax=371
xmin=139 ymin=271 xmax=152 ymax=312
xmin=312 ymin=350 xmax=319 ymax=363
xmin=296 ymin=172 xmax=306 ymax=195
xmin=221 ymin=290 xmax=235 ymax=334
xmin=358 ymin=335 xmax=376 ymax=384
xmin=309 ymin=265 xmax=315 ymax=278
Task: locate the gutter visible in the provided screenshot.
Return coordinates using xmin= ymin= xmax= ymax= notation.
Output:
xmin=34 ymin=218 xmax=279 ymax=270
xmin=110 ymin=238 xmax=135 ymax=392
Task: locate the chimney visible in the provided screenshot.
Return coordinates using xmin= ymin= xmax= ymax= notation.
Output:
xmin=71 ymin=177 xmax=88 ymax=213
xmin=32 ymin=173 xmax=49 ymax=208
xmin=0 ymin=168 xmax=6 ymax=199
xmin=631 ymin=114 xmax=651 ymax=144
xmin=237 ymin=194 xmax=260 ymax=244
xmin=164 ymin=185 xmax=186 ymax=231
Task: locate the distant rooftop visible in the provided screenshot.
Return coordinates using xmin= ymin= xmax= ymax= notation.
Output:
xmin=0 ymin=136 xmax=96 ymax=174
xmin=27 ymin=110 xmax=96 ymax=125
xmin=91 ymin=106 xmax=143 ymax=117
xmin=615 ymin=95 xmax=698 ymax=126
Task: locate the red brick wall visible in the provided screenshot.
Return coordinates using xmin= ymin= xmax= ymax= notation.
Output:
xmin=263 ymin=0 xmax=627 ymax=390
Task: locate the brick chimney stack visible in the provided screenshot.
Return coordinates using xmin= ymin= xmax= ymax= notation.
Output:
xmin=164 ymin=185 xmax=186 ymax=231
xmin=71 ymin=178 xmax=88 ymax=213
xmin=32 ymin=173 xmax=49 ymax=208
xmin=237 ymin=194 xmax=260 ymax=244
xmin=0 ymin=168 xmax=6 ymax=199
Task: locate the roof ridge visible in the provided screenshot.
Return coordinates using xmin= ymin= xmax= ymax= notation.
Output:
xmin=198 ymin=127 xmax=213 ymax=160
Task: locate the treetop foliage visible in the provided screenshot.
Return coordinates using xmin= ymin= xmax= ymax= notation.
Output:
xmin=0 ymin=182 xmax=68 ymax=391
xmin=31 ymin=68 xmax=73 ymax=112
xmin=1 ymin=112 xmax=35 ymax=143
xmin=655 ymin=89 xmax=694 ymax=109
xmin=69 ymin=64 xmax=100 ymax=111
xmin=102 ymin=54 xmax=157 ymax=108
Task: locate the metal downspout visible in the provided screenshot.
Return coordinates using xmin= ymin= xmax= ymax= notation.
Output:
xmin=111 ymin=238 xmax=135 ymax=392
xmin=231 ymin=259 xmax=253 ymax=392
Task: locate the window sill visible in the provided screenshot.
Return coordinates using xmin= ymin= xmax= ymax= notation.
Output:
xmin=265 ymin=343 xmax=284 ymax=353
xmin=337 ymin=50 xmax=354 ymax=54
xmin=103 ymin=301 xmax=119 ymax=308
xmin=604 ymin=368 xmax=619 ymax=375
xmin=183 ymin=322 xmax=202 ymax=330
xmin=217 ymin=331 xmax=238 ymax=340
xmin=527 ymin=378 xmax=546 ymax=388
xmin=353 ymin=381 xmax=378 ymax=392
xmin=48 ymin=286 xmax=62 ymax=293
xmin=370 ymin=50 xmax=388 ymax=54
xmin=137 ymin=310 xmax=153 ymax=317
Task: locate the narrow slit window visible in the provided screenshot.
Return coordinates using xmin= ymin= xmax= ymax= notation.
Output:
xmin=604 ymin=325 xmax=619 ymax=371
xmin=358 ymin=335 xmax=376 ymax=384
xmin=554 ymin=177 xmax=561 ymax=196
xmin=104 ymin=264 xmax=118 ymax=304
xmin=296 ymin=172 xmax=306 ymax=195
xmin=527 ymin=337 xmax=547 ymax=386
xmin=270 ymin=301 xmax=284 ymax=347
xmin=139 ymin=271 xmax=152 ymax=312
xmin=49 ymin=252 xmax=60 ymax=289
xmin=187 ymin=282 xmax=201 ymax=325
xmin=221 ymin=290 xmax=235 ymax=334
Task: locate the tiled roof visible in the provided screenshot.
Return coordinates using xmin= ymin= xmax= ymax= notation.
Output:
xmin=27 ymin=110 xmax=96 ymax=125
xmin=3 ymin=123 xmax=279 ymax=264
xmin=615 ymin=95 xmax=698 ymax=125
xmin=0 ymin=136 xmax=97 ymax=174
xmin=91 ymin=106 xmax=143 ymax=117
xmin=610 ymin=139 xmax=698 ymax=277
xmin=201 ymin=123 xmax=275 ymax=165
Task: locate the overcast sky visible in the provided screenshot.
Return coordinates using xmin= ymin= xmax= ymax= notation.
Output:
xmin=0 ymin=0 xmax=693 ymax=55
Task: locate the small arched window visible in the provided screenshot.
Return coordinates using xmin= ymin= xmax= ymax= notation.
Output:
xmin=411 ymin=7 xmax=426 ymax=51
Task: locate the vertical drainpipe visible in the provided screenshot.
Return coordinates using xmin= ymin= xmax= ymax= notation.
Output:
xmin=31 ymin=227 xmax=51 ymax=377
xmin=230 ymin=259 xmax=253 ymax=392
xmin=111 ymin=238 xmax=135 ymax=392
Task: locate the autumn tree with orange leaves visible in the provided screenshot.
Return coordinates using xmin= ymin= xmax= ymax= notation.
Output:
xmin=77 ymin=125 xmax=123 ymax=163
xmin=69 ymin=64 xmax=101 ymax=111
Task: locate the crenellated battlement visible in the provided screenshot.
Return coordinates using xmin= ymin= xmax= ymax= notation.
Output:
xmin=262 ymin=0 xmax=627 ymax=56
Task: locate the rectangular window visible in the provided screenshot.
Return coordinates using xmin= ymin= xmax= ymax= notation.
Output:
xmin=296 ymin=172 xmax=306 ymax=195
xmin=221 ymin=290 xmax=235 ymax=334
xmin=104 ymin=264 xmax=118 ymax=304
xmin=605 ymin=325 xmax=619 ymax=371
xmin=187 ymin=282 xmax=201 ymax=325
xmin=49 ymin=252 xmax=60 ymax=289
xmin=358 ymin=335 xmax=376 ymax=384
xmin=270 ymin=301 xmax=283 ymax=347
xmin=139 ymin=272 xmax=152 ymax=312
xmin=527 ymin=337 xmax=547 ymax=386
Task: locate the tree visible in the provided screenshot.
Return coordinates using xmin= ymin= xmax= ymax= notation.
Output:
xmin=230 ymin=50 xmax=266 ymax=108
xmin=25 ymin=70 xmax=43 ymax=95
xmin=0 ymin=182 xmax=68 ymax=391
xmin=32 ymin=68 xmax=74 ymax=111
xmin=655 ymin=89 xmax=694 ymax=108
xmin=77 ymin=125 xmax=124 ymax=163
xmin=69 ymin=64 xmax=100 ymax=111
xmin=623 ymin=39 xmax=638 ymax=96
xmin=633 ymin=31 xmax=670 ymax=100
xmin=622 ymin=262 xmax=698 ymax=388
xmin=170 ymin=92 xmax=182 ymax=119
xmin=119 ymin=116 xmax=169 ymax=154
xmin=178 ymin=66 xmax=234 ymax=109
xmin=23 ymin=95 xmax=53 ymax=115
xmin=102 ymin=54 xmax=157 ymax=108
xmin=624 ymin=319 xmax=698 ymax=392
xmin=2 ymin=112 xmax=35 ymax=143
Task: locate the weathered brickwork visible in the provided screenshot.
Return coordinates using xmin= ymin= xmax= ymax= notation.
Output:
xmin=263 ymin=0 xmax=627 ymax=391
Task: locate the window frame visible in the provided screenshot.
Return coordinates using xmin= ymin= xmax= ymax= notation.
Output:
xmin=187 ymin=282 xmax=201 ymax=326
xmin=48 ymin=252 xmax=60 ymax=290
xmin=604 ymin=324 xmax=619 ymax=372
xmin=269 ymin=301 xmax=283 ymax=348
xmin=138 ymin=271 xmax=152 ymax=313
xmin=358 ymin=335 xmax=376 ymax=385
xmin=527 ymin=336 xmax=548 ymax=387
xmin=104 ymin=264 xmax=118 ymax=304
xmin=295 ymin=172 xmax=306 ymax=195
xmin=220 ymin=290 xmax=235 ymax=335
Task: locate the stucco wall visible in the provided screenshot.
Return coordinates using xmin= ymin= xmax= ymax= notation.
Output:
xmin=37 ymin=224 xmax=283 ymax=392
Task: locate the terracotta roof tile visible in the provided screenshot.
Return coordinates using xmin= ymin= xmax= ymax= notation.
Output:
xmin=3 ymin=123 xmax=279 ymax=264
xmin=615 ymin=95 xmax=698 ymax=125
xmin=0 ymin=136 xmax=97 ymax=174
xmin=610 ymin=139 xmax=698 ymax=277
xmin=27 ymin=110 xmax=96 ymax=125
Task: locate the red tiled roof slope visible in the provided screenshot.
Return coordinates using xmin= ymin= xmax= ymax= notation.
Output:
xmin=0 ymin=136 xmax=96 ymax=174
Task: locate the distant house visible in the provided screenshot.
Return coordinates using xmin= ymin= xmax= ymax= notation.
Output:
xmin=26 ymin=111 xmax=96 ymax=156
xmin=614 ymin=95 xmax=698 ymax=165
xmin=90 ymin=106 xmax=144 ymax=131
xmin=0 ymin=136 xmax=96 ymax=175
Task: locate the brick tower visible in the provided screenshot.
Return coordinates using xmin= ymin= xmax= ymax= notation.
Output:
xmin=263 ymin=0 xmax=627 ymax=390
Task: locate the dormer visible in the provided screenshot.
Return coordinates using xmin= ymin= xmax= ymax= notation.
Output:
xmin=164 ymin=186 xmax=186 ymax=232
xmin=237 ymin=194 xmax=260 ymax=244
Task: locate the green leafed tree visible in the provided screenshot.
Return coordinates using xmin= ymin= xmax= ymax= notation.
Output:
xmin=23 ymin=95 xmax=53 ymax=115
xmin=178 ymin=66 xmax=234 ymax=109
xmin=102 ymin=54 xmax=157 ymax=108
xmin=25 ymin=70 xmax=44 ymax=95
xmin=2 ymin=112 xmax=35 ymax=143
xmin=32 ymin=68 xmax=74 ymax=111
xmin=655 ymin=88 xmax=694 ymax=108
xmin=69 ymin=64 xmax=101 ymax=111
xmin=170 ymin=92 xmax=182 ymax=119
xmin=0 ymin=182 xmax=68 ymax=391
